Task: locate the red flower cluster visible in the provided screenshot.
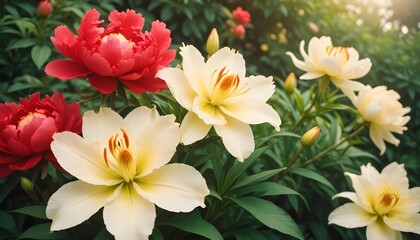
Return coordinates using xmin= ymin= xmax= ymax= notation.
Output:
xmin=0 ymin=92 xmax=82 ymax=177
xmin=45 ymin=9 xmax=176 ymax=94
xmin=37 ymin=0 xmax=52 ymax=18
xmin=232 ymin=7 xmax=251 ymax=26
xmin=227 ymin=7 xmax=251 ymax=38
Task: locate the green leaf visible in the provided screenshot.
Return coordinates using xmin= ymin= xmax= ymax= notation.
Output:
xmin=12 ymin=205 xmax=47 ymax=219
xmin=0 ymin=210 xmax=18 ymax=235
xmin=0 ymin=178 xmax=19 ymax=204
xmin=93 ymin=227 xmax=113 ymax=240
xmin=230 ymin=197 xmax=304 ymax=240
xmin=294 ymin=91 xmax=304 ymax=113
xmin=236 ymin=182 xmax=308 ymax=208
xmin=291 ymin=168 xmax=336 ymax=192
xmin=31 ymin=45 xmax=51 ymax=69
xmin=6 ymin=38 xmax=37 ymax=51
xmin=231 ymin=228 xmax=270 ymax=240
xmin=18 ymin=223 xmax=71 ymax=240
xmin=163 ymin=210 xmax=223 ymax=240
xmin=222 ymin=146 xmax=269 ymax=193
xmin=232 ymin=168 xmax=284 ymax=190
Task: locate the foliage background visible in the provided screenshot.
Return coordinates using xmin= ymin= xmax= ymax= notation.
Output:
xmin=0 ymin=0 xmax=419 ymax=239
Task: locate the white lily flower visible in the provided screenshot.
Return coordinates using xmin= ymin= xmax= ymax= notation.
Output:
xmin=286 ymin=36 xmax=372 ymax=93
xmin=347 ymin=85 xmax=410 ymax=155
xmin=328 ymin=162 xmax=420 ymax=240
xmin=46 ymin=107 xmax=209 ymax=240
xmin=157 ymin=45 xmax=281 ymax=161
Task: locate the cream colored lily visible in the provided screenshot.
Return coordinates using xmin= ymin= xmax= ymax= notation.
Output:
xmin=328 ymin=162 xmax=420 ymax=240
xmin=347 ymin=85 xmax=410 ymax=155
xmin=46 ymin=107 xmax=209 ymax=240
xmin=286 ymin=36 xmax=372 ymax=94
xmin=157 ymin=45 xmax=281 ymax=161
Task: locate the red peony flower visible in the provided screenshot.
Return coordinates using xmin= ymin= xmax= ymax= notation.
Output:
xmin=37 ymin=0 xmax=52 ymax=18
xmin=0 ymin=92 xmax=82 ymax=177
xmin=231 ymin=24 xmax=246 ymax=38
xmin=45 ymin=9 xmax=176 ymax=94
xmin=232 ymin=7 xmax=251 ymax=26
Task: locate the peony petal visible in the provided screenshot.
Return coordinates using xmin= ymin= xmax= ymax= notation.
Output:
xmin=46 ymin=180 xmax=119 ymax=231
xmin=134 ymin=115 xmax=180 ymax=177
xmin=384 ymin=214 xmax=420 ymax=234
xmin=82 ymin=108 xmax=125 ymax=145
xmin=51 ymin=132 xmax=121 ymax=185
xmin=30 ymin=117 xmax=57 ymax=152
xmin=134 ymin=163 xmax=208 ymax=212
xmin=124 ymin=106 xmax=160 ymax=139
xmin=156 ymin=67 xmax=196 ymax=110
xmin=180 ymin=111 xmax=212 ymax=145
xmin=331 ymin=78 xmax=366 ymax=92
xmin=88 ymin=75 xmax=118 ymax=94
xmin=103 ymin=185 xmax=155 ymax=240
xmin=214 ymin=117 xmax=254 ymax=161
xmin=328 ymin=203 xmax=377 ymax=228
xmin=366 ymin=219 xmax=402 ymax=240
xmin=344 ymin=58 xmax=372 ymax=79
xmin=8 ymin=154 xmax=42 ymax=171
xmin=220 ymin=101 xmax=281 ymax=131
xmin=82 ymin=52 xmax=113 ymax=76
xmin=45 ymin=60 xmax=90 ymax=80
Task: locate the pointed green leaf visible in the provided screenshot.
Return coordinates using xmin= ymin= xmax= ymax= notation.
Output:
xmin=230 ymin=197 xmax=304 ymax=240
xmin=12 ymin=205 xmax=47 ymax=219
xmin=0 ymin=210 xmax=18 ymax=235
xmin=291 ymin=168 xmax=336 ymax=191
xmin=31 ymin=45 xmax=51 ymax=69
xmin=18 ymin=223 xmax=71 ymax=239
xmin=232 ymin=168 xmax=284 ymax=190
xmin=163 ymin=210 xmax=223 ymax=240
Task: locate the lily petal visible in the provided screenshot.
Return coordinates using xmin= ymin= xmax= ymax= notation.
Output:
xmin=46 ymin=181 xmax=119 ymax=231
xmin=82 ymin=108 xmax=126 ymax=145
xmin=51 ymin=132 xmax=121 ymax=185
xmin=214 ymin=117 xmax=254 ymax=161
xmin=192 ymin=97 xmax=226 ymax=125
xmin=206 ymin=47 xmax=246 ymax=77
xmin=135 ymin=115 xmax=180 ymax=177
xmin=328 ymin=203 xmax=377 ymax=228
xmin=245 ymin=75 xmax=275 ymax=102
xmin=124 ymin=106 xmax=159 ymax=139
xmin=384 ymin=214 xmax=420 ymax=234
xmin=345 ymin=172 xmax=376 ymax=213
xmin=220 ymin=101 xmax=281 ymax=131
xmin=180 ymin=112 xmax=212 ymax=145
xmin=157 ymin=67 xmax=195 ymax=110
xmin=366 ymin=220 xmax=402 ymax=240
xmin=393 ymin=187 xmax=420 ymax=214
xmin=103 ymin=185 xmax=156 ymax=240
xmin=134 ymin=163 xmax=208 ymax=212
xmin=179 ymin=45 xmax=207 ymax=94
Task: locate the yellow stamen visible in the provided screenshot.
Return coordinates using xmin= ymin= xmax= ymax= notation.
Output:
xmin=326 ymin=45 xmax=349 ymax=64
xmin=375 ymin=190 xmax=399 ymax=215
xmin=104 ymin=128 xmax=136 ymax=182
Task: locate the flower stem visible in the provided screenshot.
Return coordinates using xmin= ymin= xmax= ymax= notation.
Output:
xmin=290 ymin=77 xmax=329 ymax=132
xmin=274 ymin=145 xmax=304 ymax=180
xmin=301 ymin=124 xmax=366 ymax=167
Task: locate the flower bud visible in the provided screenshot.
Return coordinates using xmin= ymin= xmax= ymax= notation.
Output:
xmin=37 ymin=0 xmax=52 ymax=18
xmin=231 ymin=24 xmax=245 ymax=38
xmin=206 ymin=28 xmax=219 ymax=57
xmin=284 ymin=72 xmax=297 ymax=95
xmin=301 ymin=126 xmax=320 ymax=148
xmin=260 ymin=43 xmax=269 ymax=52
xmin=21 ymin=177 xmax=34 ymax=193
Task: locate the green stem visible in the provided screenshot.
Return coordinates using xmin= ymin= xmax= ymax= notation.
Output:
xmin=301 ymin=124 xmax=366 ymax=166
xmin=274 ymin=145 xmax=304 ymax=180
xmin=290 ymin=77 xmax=329 ymax=132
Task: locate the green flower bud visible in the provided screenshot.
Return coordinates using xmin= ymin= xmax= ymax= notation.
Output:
xmin=301 ymin=126 xmax=320 ymax=148
xmin=206 ymin=28 xmax=219 ymax=57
